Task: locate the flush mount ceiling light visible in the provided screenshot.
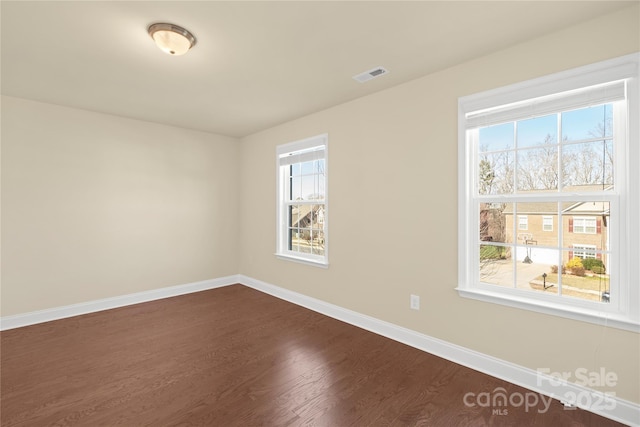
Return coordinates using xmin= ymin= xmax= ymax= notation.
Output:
xmin=148 ymin=23 xmax=196 ymax=56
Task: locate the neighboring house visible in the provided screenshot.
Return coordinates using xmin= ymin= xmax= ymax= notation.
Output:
xmin=483 ymin=186 xmax=610 ymax=269
xmin=290 ymin=204 xmax=325 ymax=247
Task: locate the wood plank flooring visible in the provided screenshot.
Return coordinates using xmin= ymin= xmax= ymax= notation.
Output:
xmin=1 ymin=284 xmax=624 ymax=426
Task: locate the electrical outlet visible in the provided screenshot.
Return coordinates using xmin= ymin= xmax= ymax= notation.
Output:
xmin=410 ymin=294 xmax=420 ymax=310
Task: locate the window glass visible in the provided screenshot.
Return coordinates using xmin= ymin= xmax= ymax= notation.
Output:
xmin=277 ymin=136 xmax=328 ymax=265
xmin=458 ymin=54 xmax=638 ymax=328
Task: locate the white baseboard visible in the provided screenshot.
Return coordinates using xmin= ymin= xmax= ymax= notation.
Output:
xmin=238 ymin=274 xmax=640 ymax=427
xmin=2 ymin=274 xmax=637 ymax=425
xmin=0 ymin=275 xmax=240 ymax=331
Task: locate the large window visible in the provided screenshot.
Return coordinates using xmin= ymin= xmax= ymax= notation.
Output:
xmin=276 ymin=134 xmax=328 ymax=266
xmin=458 ymin=54 xmax=639 ymax=331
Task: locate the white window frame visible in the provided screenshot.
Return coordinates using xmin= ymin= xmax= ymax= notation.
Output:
xmin=457 ymin=53 xmax=639 ymax=332
xmin=276 ymin=134 xmax=328 ymax=267
xmin=573 ymin=244 xmax=597 ymax=260
xmin=542 ymin=215 xmax=553 ymax=232
xmin=573 ymin=216 xmax=597 ymax=234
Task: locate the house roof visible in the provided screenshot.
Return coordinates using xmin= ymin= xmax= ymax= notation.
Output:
xmin=498 ymin=185 xmax=612 ymax=215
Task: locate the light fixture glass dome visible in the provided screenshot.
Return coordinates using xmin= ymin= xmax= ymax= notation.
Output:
xmin=148 ymin=23 xmax=196 ymax=56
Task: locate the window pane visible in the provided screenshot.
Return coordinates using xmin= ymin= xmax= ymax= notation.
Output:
xmin=479 ymin=122 xmax=514 ymax=152
xmin=560 ymin=251 xmax=609 ymax=303
xmin=562 ymin=201 xmax=609 ymax=299
xmin=290 ymin=176 xmax=302 ymax=201
xmin=517 ymin=146 xmax=558 ymax=191
xmin=562 ymin=202 xmax=608 ymax=246
xmin=478 ymin=152 xmax=514 ymax=195
xmin=290 ymin=163 xmax=302 ymax=177
xmin=290 ymin=205 xmax=303 ymax=227
xmin=301 ymin=161 xmax=314 ymax=175
xmin=515 ymin=244 xmax=560 ymax=268
xmin=310 ymin=205 xmax=325 ymax=256
xmin=301 ymin=175 xmax=314 ymax=200
xmin=562 ymin=141 xmax=613 ymax=190
xmin=317 ymin=177 xmax=326 ymax=201
xmin=479 ymin=244 xmax=513 ymax=287
xmin=521 ymin=249 xmax=560 ymax=296
xmin=479 ymin=203 xmax=513 ymax=243
xmin=562 ymin=104 xmax=613 ymax=141
xmin=291 ymin=227 xmax=311 ymax=254
xmin=290 ymin=223 xmax=312 ymax=254
xmin=517 ymin=114 xmax=557 ymax=148
xmin=510 ymin=203 xmax=558 ymax=247
xmin=314 ymin=160 xmax=326 ymax=200
xmin=288 ymin=227 xmax=300 ymax=251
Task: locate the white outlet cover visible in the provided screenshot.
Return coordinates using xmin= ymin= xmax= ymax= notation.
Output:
xmin=410 ymin=294 xmax=420 ymax=310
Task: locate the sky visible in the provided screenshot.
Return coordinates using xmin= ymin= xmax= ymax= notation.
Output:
xmin=479 ymin=103 xmax=612 ymax=153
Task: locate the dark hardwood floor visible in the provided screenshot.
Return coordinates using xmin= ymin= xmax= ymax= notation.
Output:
xmin=1 ymin=284 xmax=624 ymax=426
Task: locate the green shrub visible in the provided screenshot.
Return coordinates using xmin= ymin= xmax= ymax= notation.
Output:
xmin=565 ymin=257 xmax=584 ymax=270
xmin=572 ymin=266 xmax=586 ymax=277
xmin=480 ymin=245 xmax=502 ymax=260
xmin=582 ymin=258 xmax=605 ymax=271
xmin=592 ymin=266 xmax=606 ymax=274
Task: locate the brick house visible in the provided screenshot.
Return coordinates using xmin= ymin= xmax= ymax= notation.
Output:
xmin=501 ymin=199 xmax=609 ymax=269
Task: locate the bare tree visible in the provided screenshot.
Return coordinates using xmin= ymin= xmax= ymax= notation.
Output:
xmin=563 ymin=143 xmax=603 ymax=186
xmin=517 ymin=134 xmax=558 ymax=190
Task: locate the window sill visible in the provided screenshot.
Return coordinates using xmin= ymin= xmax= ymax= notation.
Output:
xmin=275 ymin=253 xmax=329 ymax=269
xmin=456 ymin=287 xmax=639 ymax=333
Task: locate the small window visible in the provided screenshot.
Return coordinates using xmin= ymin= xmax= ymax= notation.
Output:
xmin=276 ymin=135 xmax=328 ymax=266
xmin=518 ymin=215 xmax=528 ymax=230
xmin=573 ymin=216 xmax=597 ymax=234
xmin=542 ymin=216 xmax=553 ymax=232
xmin=573 ymin=244 xmax=597 ymax=260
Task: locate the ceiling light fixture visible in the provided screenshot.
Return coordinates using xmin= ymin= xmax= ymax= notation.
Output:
xmin=148 ymin=23 xmax=196 ymax=56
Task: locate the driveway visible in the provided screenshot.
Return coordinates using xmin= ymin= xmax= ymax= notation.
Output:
xmin=480 ymin=259 xmax=552 ymax=290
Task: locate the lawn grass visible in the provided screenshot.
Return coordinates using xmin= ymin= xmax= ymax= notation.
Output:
xmin=480 ymin=245 xmax=505 ymax=260
xmin=534 ymin=273 xmax=609 ymax=291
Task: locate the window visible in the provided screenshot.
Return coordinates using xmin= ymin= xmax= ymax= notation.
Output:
xmin=573 ymin=244 xmax=597 ymax=260
xmin=458 ymin=54 xmax=639 ymax=331
xmin=276 ymin=134 xmax=328 ymax=266
xmin=518 ymin=215 xmax=528 ymax=230
xmin=572 ymin=216 xmax=597 ymax=234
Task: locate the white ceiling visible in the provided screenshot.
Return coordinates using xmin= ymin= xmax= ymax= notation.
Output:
xmin=1 ymin=1 xmax=634 ymax=138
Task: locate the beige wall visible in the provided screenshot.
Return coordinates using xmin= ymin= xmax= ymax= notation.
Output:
xmin=1 ymin=96 xmax=240 ymax=315
xmin=238 ymin=5 xmax=640 ymax=403
xmin=1 ymin=2 xmax=638 ymax=405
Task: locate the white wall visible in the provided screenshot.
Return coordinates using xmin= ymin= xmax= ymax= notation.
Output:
xmin=238 ymin=5 xmax=640 ymax=403
xmin=1 ymin=96 xmax=240 ymax=315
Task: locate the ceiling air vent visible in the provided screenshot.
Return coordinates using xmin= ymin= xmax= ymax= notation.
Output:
xmin=352 ymin=66 xmax=389 ymax=83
